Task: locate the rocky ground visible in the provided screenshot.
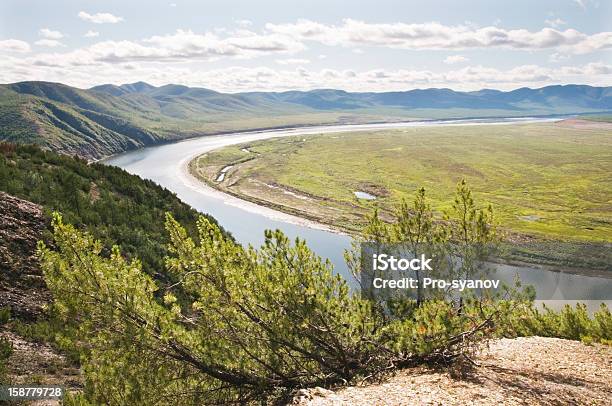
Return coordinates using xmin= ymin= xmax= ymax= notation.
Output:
xmin=294 ymin=337 xmax=612 ymax=405
xmin=1 ymin=330 xmax=80 ymax=388
xmin=0 ymin=192 xmax=50 ymax=320
xmin=0 ymin=192 xmax=82 ymax=402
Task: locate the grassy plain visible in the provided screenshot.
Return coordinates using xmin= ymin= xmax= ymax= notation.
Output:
xmin=192 ymin=121 xmax=612 ymax=267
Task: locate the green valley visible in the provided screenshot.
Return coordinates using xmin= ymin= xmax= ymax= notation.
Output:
xmin=191 ymin=120 xmax=612 ymax=270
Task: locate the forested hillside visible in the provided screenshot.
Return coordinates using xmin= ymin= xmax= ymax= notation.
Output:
xmin=1 ymin=81 xmax=610 ymax=160
xmin=0 ymin=81 xmax=340 ymax=160
xmin=0 ymin=142 xmax=228 ymax=275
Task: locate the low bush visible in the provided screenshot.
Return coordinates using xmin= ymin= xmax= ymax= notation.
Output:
xmin=0 ymin=336 xmax=13 ymax=384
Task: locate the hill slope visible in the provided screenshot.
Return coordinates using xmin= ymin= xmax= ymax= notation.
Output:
xmin=1 ymin=81 xmax=611 ymax=160
xmin=0 ymin=142 xmax=227 ymax=274
xmin=0 ymin=144 xmax=229 ymax=391
xmin=0 ymin=192 xmax=81 ymax=392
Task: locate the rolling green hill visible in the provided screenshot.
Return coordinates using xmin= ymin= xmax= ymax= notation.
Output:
xmin=0 ymin=82 xmax=352 ymax=160
xmin=0 ymin=85 xmax=165 ymax=159
xmin=1 ymin=81 xmax=611 ymax=160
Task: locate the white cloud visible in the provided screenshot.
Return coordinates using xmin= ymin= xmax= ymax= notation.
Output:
xmin=28 ymin=29 xmax=304 ymax=67
xmin=3 ymin=19 xmax=612 ymax=92
xmin=0 ymin=39 xmax=31 ymax=53
xmin=444 ymin=55 xmax=469 ymax=64
xmin=35 ymin=39 xmax=65 ymax=48
xmin=78 ymin=11 xmax=124 ymax=24
xmin=84 ymin=30 xmax=100 ymax=38
xmin=545 ymin=18 xmax=566 ymax=28
xmin=352 ymin=48 xmax=364 ymax=54
xmin=265 ymin=19 xmax=612 ymax=54
xmin=141 ymin=29 xmax=304 ymax=59
xmin=231 ymin=62 xmax=606 ymax=91
xmin=549 ymin=52 xmax=570 ymax=62
xmin=574 ymin=0 xmax=587 ymax=9
xmin=276 ymin=58 xmax=310 ymax=65
xmin=2 ymin=53 xmax=610 ymax=92
xmin=39 ymin=28 xmax=64 ymax=40
xmin=585 ymin=62 xmax=612 ymax=74
xmin=169 ymin=3 xmax=177 ymax=7
xmin=235 ymin=19 xmax=253 ymax=27
xmin=573 ymin=0 xmax=600 ymax=9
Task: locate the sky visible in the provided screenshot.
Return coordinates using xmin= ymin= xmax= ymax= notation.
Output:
xmin=0 ymin=0 xmax=611 ymax=92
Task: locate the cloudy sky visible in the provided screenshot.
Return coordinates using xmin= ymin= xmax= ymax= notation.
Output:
xmin=0 ymin=0 xmax=611 ymax=92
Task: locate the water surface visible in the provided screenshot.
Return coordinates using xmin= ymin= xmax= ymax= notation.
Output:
xmin=354 ymin=191 xmax=377 ymax=200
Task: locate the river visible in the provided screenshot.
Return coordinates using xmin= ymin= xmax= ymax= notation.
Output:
xmin=103 ymin=118 xmax=611 ymax=311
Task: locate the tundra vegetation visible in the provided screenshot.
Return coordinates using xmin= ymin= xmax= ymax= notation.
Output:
xmin=38 ymin=180 xmax=611 ymax=405
xmin=192 ymin=121 xmax=612 ymax=269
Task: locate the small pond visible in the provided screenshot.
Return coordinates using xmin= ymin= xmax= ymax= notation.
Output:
xmin=354 ymin=191 xmax=376 ymax=200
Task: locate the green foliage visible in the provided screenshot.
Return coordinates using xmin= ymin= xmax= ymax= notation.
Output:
xmin=391 ymin=188 xmax=444 ymax=304
xmin=0 ymin=338 xmax=12 ymax=366
xmin=10 ymin=318 xmax=81 ymax=364
xmin=448 ymin=179 xmax=498 ymax=246
xmin=393 ymin=187 xmax=439 ymax=247
xmin=0 ymin=307 xmax=10 ymax=324
xmin=39 ymin=209 xmax=515 ymax=404
xmin=62 ymin=392 xmax=95 ymax=406
xmin=499 ymin=302 xmax=612 ymax=345
xmin=350 ymin=181 xmax=612 ymax=345
xmin=363 ymin=208 xmax=391 ymax=244
xmin=0 ymin=336 xmax=13 ymax=384
xmin=0 ymin=142 xmax=229 ymax=275
xmin=10 ymin=319 xmax=54 ymax=343
xmin=38 ymin=213 xmax=386 ymax=404
xmin=347 ymin=181 xmax=500 ymax=301
xmin=382 ymin=297 xmax=494 ymax=359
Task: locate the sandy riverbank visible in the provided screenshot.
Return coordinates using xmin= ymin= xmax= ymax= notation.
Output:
xmin=179 ymin=149 xmax=343 ymax=234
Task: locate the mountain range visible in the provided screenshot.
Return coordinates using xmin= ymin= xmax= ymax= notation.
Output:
xmin=1 ymin=81 xmax=610 ymax=160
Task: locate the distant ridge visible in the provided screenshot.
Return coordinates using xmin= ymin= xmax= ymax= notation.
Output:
xmin=89 ymin=82 xmax=612 ymax=111
xmin=1 ymin=81 xmax=610 ymax=160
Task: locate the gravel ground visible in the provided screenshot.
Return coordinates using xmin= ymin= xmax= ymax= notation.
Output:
xmin=1 ymin=330 xmax=82 ymax=405
xmin=294 ymin=337 xmax=612 ymax=405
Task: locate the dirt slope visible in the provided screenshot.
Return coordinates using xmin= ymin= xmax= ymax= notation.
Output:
xmin=0 ymin=192 xmax=81 ymax=400
xmin=0 ymin=191 xmax=49 ymax=320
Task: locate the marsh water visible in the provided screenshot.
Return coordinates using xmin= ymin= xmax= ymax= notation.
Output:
xmin=104 ymin=118 xmax=611 ymax=311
